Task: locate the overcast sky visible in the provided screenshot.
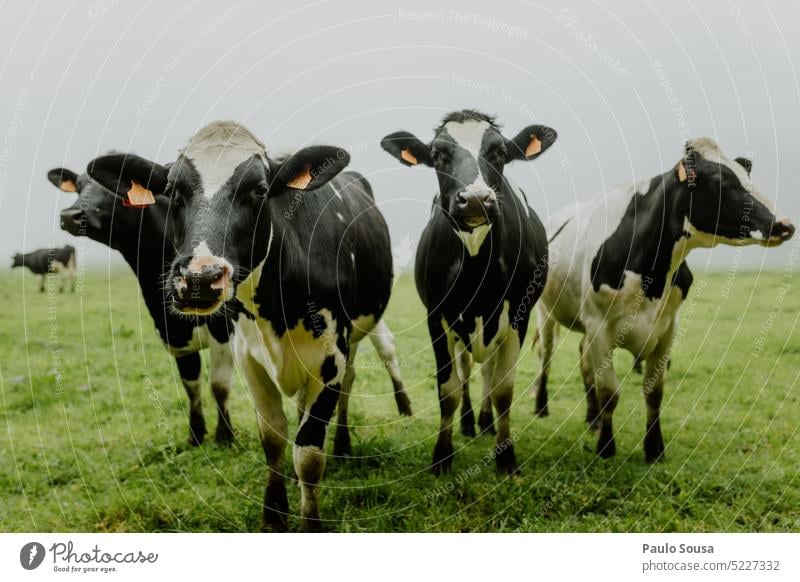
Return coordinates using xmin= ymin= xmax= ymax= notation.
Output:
xmin=1 ymin=0 xmax=799 ymax=272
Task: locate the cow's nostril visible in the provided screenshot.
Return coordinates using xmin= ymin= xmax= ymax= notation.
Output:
xmin=782 ymin=222 xmax=795 ymax=240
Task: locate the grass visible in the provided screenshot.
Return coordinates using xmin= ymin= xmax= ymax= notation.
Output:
xmin=0 ymin=266 xmax=798 ymax=532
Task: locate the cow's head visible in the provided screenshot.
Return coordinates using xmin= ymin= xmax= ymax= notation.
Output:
xmin=677 ymin=139 xmax=794 ymax=247
xmin=381 ymin=109 xmax=556 ymax=231
xmin=47 ymin=165 xmax=123 ymax=245
xmin=87 ymin=121 xmax=349 ymax=316
xmin=11 ymin=253 xmax=22 ymax=268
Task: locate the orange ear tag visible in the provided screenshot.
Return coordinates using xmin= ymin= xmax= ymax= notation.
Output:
xmin=126 ymin=180 xmax=156 ymax=206
xmin=525 ymin=136 xmax=542 ymax=158
xmin=60 ymin=180 xmax=77 ymax=193
xmin=287 ymin=164 xmax=313 ymax=189
xmin=401 ymin=148 xmax=418 ymax=165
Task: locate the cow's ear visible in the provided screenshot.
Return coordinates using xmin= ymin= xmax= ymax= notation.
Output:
xmin=380 ymin=131 xmax=432 ymax=167
xmin=270 ymin=146 xmax=350 ymax=196
xmin=47 ymin=168 xmax=79 ymax=193
xmin=506 ymin=125 xmax=558 ymax=162
xmin=735 ymin=157 xmax=753 ymax=175
xmin=87 ymin=153 xmax=168 ymax=206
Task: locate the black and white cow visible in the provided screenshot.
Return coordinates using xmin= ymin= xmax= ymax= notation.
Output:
xmin=47 ymin=165 xmax=238 ymax=445
xmin=12 ymin=245 xmax=76 ymax=292
xmin=535 ymin=138 xmax=795 ymax=462
xmin=381 ymin=110 xmax=556 ymax=474
xmin=87 ymin=121 xmax=402 ymax=532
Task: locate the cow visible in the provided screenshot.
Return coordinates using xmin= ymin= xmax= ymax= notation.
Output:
xmin=534 ymin=138 xmax=795 ymax=462
xmin=381 ymin=109 xmax=557 ymax=474
xmin=12 ymin=246 xmax=76 ymax=293
xmin=49 ymin=164 xmax=412 ymax=453
xmin=87 ymin=121 xmax=402 ymax=532
xmin=47 ymin=165 xmax=238 ymax=446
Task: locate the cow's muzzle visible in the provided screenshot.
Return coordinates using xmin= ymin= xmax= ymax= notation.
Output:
xmin=171 ymin=257 xmax=233 ymax=315
xmin=452 ymin=187 xmax=496 ymax=229
xmin=757 ymin=218 xmax=795 ymax=247
xmin=60 ymin=208 xmax=86 ymax=236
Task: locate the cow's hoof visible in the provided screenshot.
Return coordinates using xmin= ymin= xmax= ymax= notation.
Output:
xmin=395 ymin=392 xmax=413 ymax=417
xmin=215 ymin=425 xmax=235 ymax=445
xmin=431 ymin=441 xmax=454 ymax=475
xmin=495 ymin=443 xmax=518 ymax=475
xmin=460 ymin=408 xmax=476 ymax=437
xmin=187 ymin=427 xmax=206 ymax=446
xmin=596 ymin=425 xmax=616 ymax=458
xmin=298 ymin=517 xmax=326 ymax=533
xmin=262 ymin=481 xmax=289 ymax=532
xmin=535 ymin=404 xmax=549 ymax=418
xmin=644 ymin=437 xmax=665 ymax=463
xmin=333 ymin=428 xmax=352 ymax=458
xmin=478 ymin=411 xmax=496 ymax=436
xmin=261 ymin=516 xmax=289 ymax=533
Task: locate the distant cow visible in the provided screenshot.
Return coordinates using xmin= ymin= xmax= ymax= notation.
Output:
xmin=88 ymin=121 xmax=404 ymax=532
xmin=12 ymin=246 xmax=76 ymax=293
xmin=381 ymin=110 xmax=556 ymax=474
xmin=535 ymin=138 xmax=795 ymax=462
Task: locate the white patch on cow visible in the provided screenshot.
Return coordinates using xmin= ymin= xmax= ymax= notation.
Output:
xmin=165 ymin=324 xmax=212 ymax=357
xmin=350 ymin=314 xmax=377 ymax=343
xmin=350 ymin=251 xmax=355 ymax=264
xmin=181 ymin=121 xmax=266 ymax=199
xmin=750 ymin=229 xmax=764 ymax=241
xmin=453 ymin=223 xmax=492 ymax=257
xmin=336 ymin=211 xmax=345 ymax=222
xmin=331 ymin=183 xmax=343 ymax=200
xmin=444 ymin=120 xmax=490 ymax=158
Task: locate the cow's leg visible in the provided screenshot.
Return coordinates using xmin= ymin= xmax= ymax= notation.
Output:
xmin=333 ymin=343 xmax=359 ymax=457
xmin=487 ymin=334 xmax=521 ymax=474
xmin=208 ymin=339 xmax=235 ymax=444
xmin=456 ymin=349 xmax=475 ymax=437
xmin=643 ymin=323 xmax=674 ymax=463
xmin=241 ymin=350 xmax=289 ymax=532
xmin=429 ymin=316 xmax=460 ymax=475
xmin=368 ymin=320 xmax=412 ymax=416
xmin=176 ymin=353 xmax=205 ymax=446
xmin=534 ymin=315 xmax=556 ymax=417
xmin=295 ymin=349 xmax=348 ymax=532
xmin=585 ymin=332 xmax=619 ymax=458
xmin=579 ymin=336 xmax=600 ymax=430
xmin=40 ymin=274 xmax=45 ymax=293
xmin=478 ymin=357 xmax=496 ymax=435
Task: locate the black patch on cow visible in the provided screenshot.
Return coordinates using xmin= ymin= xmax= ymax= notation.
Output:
xmin=590 ymin=174 xmax=689 ymax=300
xmin=320 ymin=355 xmax=338 ymax=384
xmin=295 ymin=383 xmax=341 ymax=449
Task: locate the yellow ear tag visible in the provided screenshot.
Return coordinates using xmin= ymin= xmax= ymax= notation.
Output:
xmin=400 ymin=148 xmax=418 ymax=165
xmin=678 ymin=162 xmax=688 ymax=182
xmin=287 ymin=164 xmax=313 ymax=189
xmin=126 ymin=180 xmax=156 ymax=205
xmin=60 ymin=179 xmax=77 ymax=193
xmin=525 ymin=136 xmax=542 ymax=158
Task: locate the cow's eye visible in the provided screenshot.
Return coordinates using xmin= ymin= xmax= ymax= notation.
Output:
xmin=250 ymin=181 xmax=269 ymax=199
xmin=487 ymin=147 xmax=506 ymax=164
xmin=431 ymin=150 xmax=449 ymax=166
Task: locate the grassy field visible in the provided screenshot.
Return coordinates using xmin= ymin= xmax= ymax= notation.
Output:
xmin=1 ymin=266 xmax=798 ymax=533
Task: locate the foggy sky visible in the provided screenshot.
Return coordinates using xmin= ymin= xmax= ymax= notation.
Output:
xmin=1 ymin=0 xmax=798 ymax=273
